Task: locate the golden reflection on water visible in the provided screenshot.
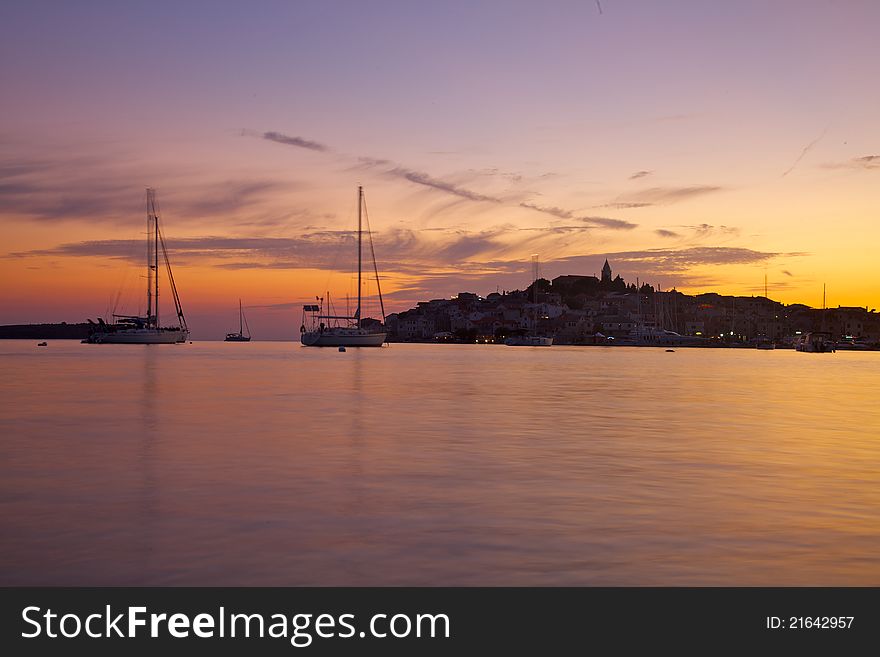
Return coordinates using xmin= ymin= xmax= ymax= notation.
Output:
xmin=1 ymin=341 xmax=878 ymax=585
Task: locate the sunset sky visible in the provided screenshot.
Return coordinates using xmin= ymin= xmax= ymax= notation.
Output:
xmin=2 ymin=0 xmax=878 ymax=339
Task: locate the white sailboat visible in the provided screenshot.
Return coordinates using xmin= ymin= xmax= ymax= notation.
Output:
xmin=300 ymin=186 xmax=387 ymax=347
xmin=225 ymin=299 xmax=251 ymax=342
xmin=83 ymin=189 xmax=189 ymax=344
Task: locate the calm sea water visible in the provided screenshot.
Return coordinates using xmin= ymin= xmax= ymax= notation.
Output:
xmin=1 ymin=340 xmax=878 ymax=585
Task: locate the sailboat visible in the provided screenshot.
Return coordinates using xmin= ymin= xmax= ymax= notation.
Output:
xmin=795 ymin=284 xmax=835 ymax=353
xmin=225 ymin=299 xmax=251 ymax=342
xmin=505 ymin=255 xmax=553 ymax=346
xmin=756 ymin=272 xmax=776 ymax=349
xmin=83 ymin=188 xmax=189 ymax=344
xmin=300 ymin=186 xmax=387 ymax=347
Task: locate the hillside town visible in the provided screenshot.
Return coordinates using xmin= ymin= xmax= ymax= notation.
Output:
xmin=383 ymin=260 xmax=880 ymax=348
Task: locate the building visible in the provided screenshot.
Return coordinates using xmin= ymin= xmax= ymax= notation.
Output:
xmin=601 ymin=259 xmax=612 ymax=284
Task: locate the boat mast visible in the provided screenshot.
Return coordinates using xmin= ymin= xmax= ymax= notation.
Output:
xmin=239 ymin=299 xmax=243 ymax=335
xmin=357 ymin=185 xmax=362 ymax=330
xmin=154 ymin=191 xmax=159 ymax=328
xmin=532 ymin=254 xmax=539 ymax=332
xmin=145 ymin=188 xmax=160 ymax=329
xmin=146 ymin=189 xmax=153 ymax=326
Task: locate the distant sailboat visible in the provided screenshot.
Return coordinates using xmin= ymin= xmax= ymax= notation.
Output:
xmin=83 ymin=188 xmax=189 ymax=344
xmin=756 ymin=272 xmax=776 ymax=348
xmin=506 ymin=254 xmax=553 ymax=346
xmin=225 ymin=300 xmax=251 ymax=342
xmin=300 ymin=186 xmax=387 ymax=347
xmin=795 ymin=284 xmax=835 ymax=353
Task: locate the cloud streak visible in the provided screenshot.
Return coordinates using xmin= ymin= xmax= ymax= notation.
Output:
xmin=519 ymin=202 xmax=637 ymax=229
xmin=262 ymin=131 xmax=328 ymax=152
xmin=781 ymin=127 xmax=828 ymax=177
xmin=823 ymin=154 xmax=880 ymax=171
xmin=592 ymin=247 xmax=807 ymax=273
xmin=388 ymin=166 xmax=502 ymax=203
xmin=256 ymin=128 xmax=659 ymax=230
xmin=614 ymin=185 xmax=723 ymax=205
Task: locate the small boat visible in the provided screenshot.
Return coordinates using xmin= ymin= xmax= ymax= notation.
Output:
xmin=37 ymin=342 xmax=47 ymax=346
xmin=794 ymin=332 xmax=835 ymax=353
xmin=83 ymin=189 xmax=189 ymax=344
xmin=794 ymin=285 xmax=835 ymax=353
xmin=225 ymin=299 xmax=251 ymax=342
xmin=300 ymin=187 xmax=387 ymax=347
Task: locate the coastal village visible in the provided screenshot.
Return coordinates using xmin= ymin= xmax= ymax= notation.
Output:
xmin=382 ymin=260 xmax=880 ymax=348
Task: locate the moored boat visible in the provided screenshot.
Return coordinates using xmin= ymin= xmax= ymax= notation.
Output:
xmin=300 ymin=186 xmax=386 ymax=347
xmin=83 ymin=189 xmax=189 ymax=345
xmin=794 ymin=331 xmax=835 ymax=353
xmin=225 ymin=299 xmax=252 ymax=342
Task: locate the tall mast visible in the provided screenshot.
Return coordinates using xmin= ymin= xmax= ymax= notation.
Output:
xmin=531 ymin=254 xmax=539 ymax=331
xmin=357 ymin=185 xmax=362 ymax=330
xmin=154 ymin=191 xmax=159 ymax=328
xmin=239 ymin=299 xmax=243 ymax=334
xmin=146 ymin=189 xmax=152 ymax=325
xmin=145 ymin=188 xmax=161 ymax=328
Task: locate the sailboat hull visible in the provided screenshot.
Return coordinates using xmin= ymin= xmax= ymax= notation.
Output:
xmin=301 ymin=329 xmax=386 ymax=347
xmin=84 ymin=329 xmax=189 ymax=344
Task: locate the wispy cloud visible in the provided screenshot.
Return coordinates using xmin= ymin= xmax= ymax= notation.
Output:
xmin=614 ymin=185 xmax=723 ymax=206
xmin=596 ymin=202 xmax=654 ymax=210
xmin=686 ymin=223 xmax=740 ymax=238
xmin=179 ymin=180 xmax=286 ymax=217
xmin=519 ymin=202 xmax=572 ymax=219
xmin=781 ymin=127 xmax=828 ymax=177
xmin=0 ymin=157 xmax=289 ymax=227
xmin=823 ymin=154 xmax=880 ymax=171
xmin=598 ymin=246 xmax=797 ymax=269
xmin=259 ymin=129 xmax=645 ymax=227
xmin=782 ymin=269 xmax=793 ymax=277
xmin=262 ymin=131 xmax=328 ymax=152
xmin=519 ymin=202 xmax=637 ymax=229
xmin=655 ymin=229 xmax=680 ymax=238
xmin=629 ymin=170 xmax=652 ymax=180
xmin=0 ymin=177 xmax=140 ymax=223
xmin=578 ymin=216 xmax=637 ymax=230
xmin=388 ymin=166 xmax=502 ymax=203
xmin=9 ymin=225 xmax=511 ymax=275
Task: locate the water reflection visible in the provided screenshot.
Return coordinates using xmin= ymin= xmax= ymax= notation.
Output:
xmin=1 ymin=341 xmax=879 ymax=585
xmin=135 ymin=347 xmax=159 ymax=583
